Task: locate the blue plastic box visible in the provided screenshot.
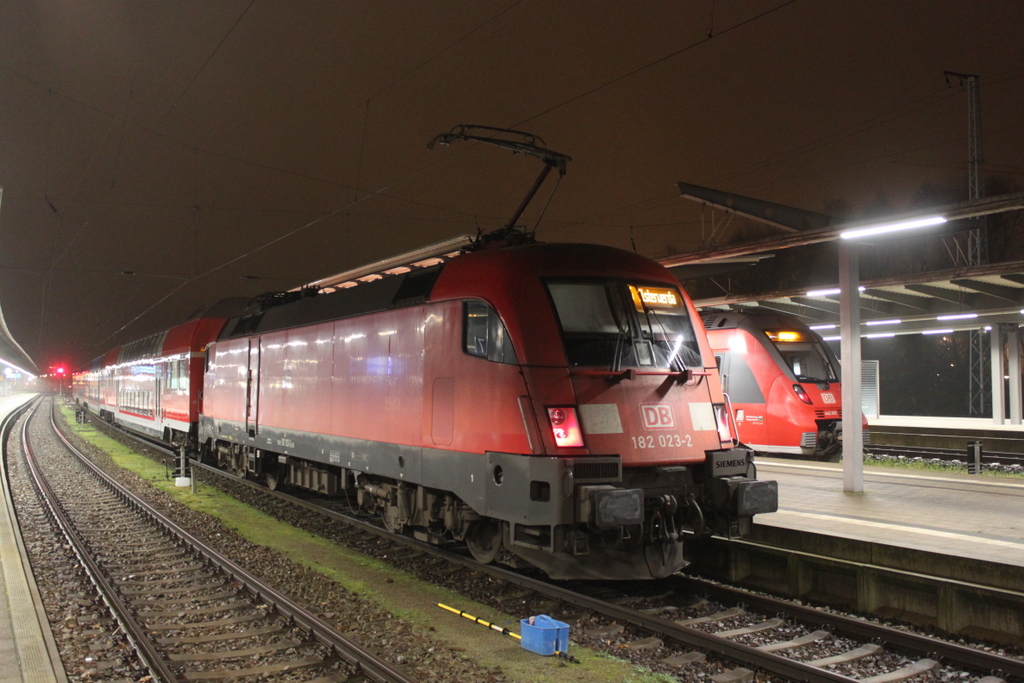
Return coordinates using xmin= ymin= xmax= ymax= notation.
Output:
xmin=519 ymin=614 xmax=569 ymax=656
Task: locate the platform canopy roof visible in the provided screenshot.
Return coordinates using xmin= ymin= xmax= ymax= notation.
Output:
xmin=664 ymin=188 xmax=1024 ymax=337
xmin=0 ymin=305 xmax=38 ymax=377
xmin=691 ymin=260 xmax=1024 ymax=337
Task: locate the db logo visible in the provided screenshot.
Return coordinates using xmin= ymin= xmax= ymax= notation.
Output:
xmin=640 ymin=403 xmax=675 ymax=430
xmin=820 ymin=393 xmax=836 ymax=404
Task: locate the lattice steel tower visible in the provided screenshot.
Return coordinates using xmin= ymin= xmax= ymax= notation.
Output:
xmin=945 ymin=72 xmax=988 ymax=415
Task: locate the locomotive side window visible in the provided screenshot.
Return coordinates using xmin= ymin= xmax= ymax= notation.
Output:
xmin=463 ymin=301 xmax=519 ymax=365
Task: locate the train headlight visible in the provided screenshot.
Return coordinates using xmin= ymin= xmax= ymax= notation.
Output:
xmin=792 ymin=384 xmax=813 ymax=405
xmin=712 ymin=403 xmax=734 ymax=446
xmin=547 ymin=406 xmax=584 ymax=448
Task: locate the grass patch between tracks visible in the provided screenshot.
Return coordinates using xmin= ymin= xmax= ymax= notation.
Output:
xmin=57 ymin=404 xmax=662 ymax=683
xmin=862 ymin=455 xmax=1024 ymax=478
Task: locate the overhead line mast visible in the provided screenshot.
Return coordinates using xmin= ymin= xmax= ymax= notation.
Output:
xmin=945 ymin=71 xmax=989 ymax=417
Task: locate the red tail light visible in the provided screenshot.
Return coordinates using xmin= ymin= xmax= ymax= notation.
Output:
xmin=547 ymin=406 xmax=584 ymax=448
xmin=793 ymin=384 xmax=812 ymax=405
xmin=713 ymin=403 xmax=734 ymax=446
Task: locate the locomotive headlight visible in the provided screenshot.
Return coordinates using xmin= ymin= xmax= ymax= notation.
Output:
xmin=547 ymin=406 xmax=584 ymax=448
xmin=712 ymin=403 xmax=734 ymax=446
xmin=792 ymin=384 xmax=813 ymax=405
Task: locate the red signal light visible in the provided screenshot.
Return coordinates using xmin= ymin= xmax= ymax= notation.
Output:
xmin=55 ymin=366 xmax=66 ymax=375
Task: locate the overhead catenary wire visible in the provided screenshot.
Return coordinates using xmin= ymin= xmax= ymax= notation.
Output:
xmin=160 ymin=0 xmax=257 ymax=125
xmin=511 ymin=0 xmax=799 ymax=129
xmin=7 ymin=2 xmax=1022 ymax=358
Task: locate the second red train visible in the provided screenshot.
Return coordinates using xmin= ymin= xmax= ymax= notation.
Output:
xmin=701 ymin=308 xmax=868 ymax=461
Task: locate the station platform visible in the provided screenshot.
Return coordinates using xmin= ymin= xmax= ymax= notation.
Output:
xmin=867 ymin=414 xmax=1024 ymax=455
xmin=0 ymin=393 xmax=66 ymax=683
xmin=754 ymin=456 xmax=1024 ymax=568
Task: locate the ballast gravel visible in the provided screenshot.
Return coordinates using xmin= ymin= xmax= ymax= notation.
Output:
xmin=20 ymin=403 xmax=508 ymax=682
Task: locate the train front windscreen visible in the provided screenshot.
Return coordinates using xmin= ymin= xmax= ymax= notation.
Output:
xmin=764 ymin=330 xmax=838 ymax=384
xmin=547 ymin=280 xmax=703 ymax=370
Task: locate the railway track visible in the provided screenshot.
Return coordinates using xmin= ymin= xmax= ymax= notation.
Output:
xmin=864 ymin=443 xmax=1024 ymax=468
xmin=21 ymin=398 xmax=417 ymax=683
xmin=74 ymin=405 xmax=1024 ymax=683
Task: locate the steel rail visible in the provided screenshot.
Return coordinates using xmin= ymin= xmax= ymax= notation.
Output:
xmin=676 ymin=577 xmax=1024 ymax=680
xmin=89 ymin=414 xmax=1023 ymax=681
xmin=865 ymin=443 xmax=1024 ymax=466
xmin=0 ymin=396 xmax=69 ymax=683
xmin=49 ymin=404 xmax=417 ymax=683
xmin=187 ymin=461 xmax=1024 ymax=682
xmin=23 ymin=402 xmax=179 ymax=683
xmin=181 ymin=463 xmax=859 ymax=682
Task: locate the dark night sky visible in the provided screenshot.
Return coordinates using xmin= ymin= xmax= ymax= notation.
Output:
xmin=1 ymin=1 xmax=1022 ymax=371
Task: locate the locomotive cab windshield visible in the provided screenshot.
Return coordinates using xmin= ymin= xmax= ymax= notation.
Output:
xmin=546 ymin=280 xmax=703 ymax=371
xmin=765 ymin=329 xmax=839 ymax=385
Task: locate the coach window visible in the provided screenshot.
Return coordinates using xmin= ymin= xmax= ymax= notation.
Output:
xmin=463 ymin=301 xmax=518 ymax=365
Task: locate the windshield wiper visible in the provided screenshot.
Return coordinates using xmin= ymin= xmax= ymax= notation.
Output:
xmin=610 ymin=318 xmax=631 ymax=372
xmin=646 ymin=307 xmax=689 ymax=372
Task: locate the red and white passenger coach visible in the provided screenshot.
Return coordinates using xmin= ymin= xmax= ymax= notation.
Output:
xmin=73 ymin=314 xmax=230 ymax=445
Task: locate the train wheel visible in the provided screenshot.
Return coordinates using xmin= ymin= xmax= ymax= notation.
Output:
xmin=265 ymin=467 xmax=281 ymax=491
xmin=465 ymin=518 xmax=502 ymax=564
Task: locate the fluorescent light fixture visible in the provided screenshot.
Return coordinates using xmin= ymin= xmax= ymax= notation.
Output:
xmin=805 ymin=286 xmax=865 ymax=297
xmin=0 ymin=358 xmax=35 ymax=379
xmin=865 ymin=319 xmax=901 ymax=326
xmin=936 ymin=313 xmax=978 ymax=321
xmin=821 ymin=335 xmax=841 ymax=341
xmin=922 ymin=328 xmax=954 ymax=335
xmin=865 ymin=332 xmax=896 ymax=339
xmin=809 ymin=324 xmax=836 ymax=330
xmin=840 ymin=215 xmax=947 ymax=240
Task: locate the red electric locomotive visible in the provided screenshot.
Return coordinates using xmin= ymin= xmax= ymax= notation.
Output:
xmin=198 ymin=239 xmax=777 ymax=580
xmin=701 ymin=308 xmax=864 ymax=460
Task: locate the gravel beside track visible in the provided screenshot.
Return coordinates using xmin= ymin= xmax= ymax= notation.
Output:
xmin=19 ymin=398 xmax=507 ymax=682
xmin=181 ymin=455 xmax=1024 ymax=682
xmin=864 ymin=448 xmax=1024 ymax=473
xmin=7 ymin=404 xmax=140 ymax=681
xmin=58 ymin=401 xmax=1024 ymax=683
